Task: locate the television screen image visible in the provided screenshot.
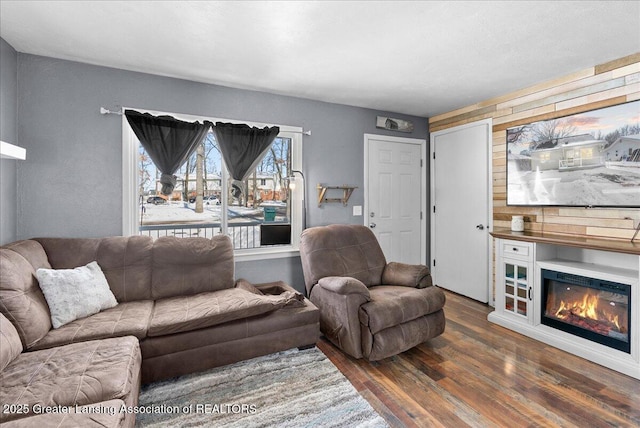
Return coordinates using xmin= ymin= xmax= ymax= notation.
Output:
xmin=506 ymin=100 xmax=640 ymax=207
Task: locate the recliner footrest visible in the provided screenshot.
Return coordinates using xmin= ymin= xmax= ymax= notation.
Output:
xmin=361 ymin=309 xmax=445 ymax=361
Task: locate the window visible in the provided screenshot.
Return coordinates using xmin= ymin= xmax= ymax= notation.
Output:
xmin=539 ymin=152 xmax=551 ymax=161
xmin=123 ymin=109 xmax=303 ymax=259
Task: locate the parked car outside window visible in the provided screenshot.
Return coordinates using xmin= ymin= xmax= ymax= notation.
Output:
xmin=147 ymin=196 xmax=166 ymax=205
xmin=204 ymin=196 xmax=221 ymax=205
xmin=189 ymin=196 xmax=220 ymax=205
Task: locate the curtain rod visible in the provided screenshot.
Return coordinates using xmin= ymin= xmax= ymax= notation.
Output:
xmin=100 ymin=107 xmax=312 ymax=135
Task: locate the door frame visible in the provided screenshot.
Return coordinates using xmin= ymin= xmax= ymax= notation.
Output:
xmin=364 ymin=133 xmax=428 ymax=265
xmin=429 ymin=119 xmax=494 ymax=305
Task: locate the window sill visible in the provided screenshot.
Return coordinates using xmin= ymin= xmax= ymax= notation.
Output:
xmin=234 ymin=247 xmax=300 ymax=262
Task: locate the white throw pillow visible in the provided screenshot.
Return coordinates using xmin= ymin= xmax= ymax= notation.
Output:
xmin=36 ymin=261 xmax=118 ymax=329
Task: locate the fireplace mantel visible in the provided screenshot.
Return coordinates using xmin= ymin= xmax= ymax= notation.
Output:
xmin=488 ymin=232 xmax=640 ymax=379
xmin=490 ymin=228 xmax=640 ymax=256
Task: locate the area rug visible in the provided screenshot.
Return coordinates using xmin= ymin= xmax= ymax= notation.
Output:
xmin=136 ymin=347 xmax=388 ymax=427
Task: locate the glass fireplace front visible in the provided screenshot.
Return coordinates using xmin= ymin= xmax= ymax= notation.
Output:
xmin=541 ymin=269 xmax=631 ymax=353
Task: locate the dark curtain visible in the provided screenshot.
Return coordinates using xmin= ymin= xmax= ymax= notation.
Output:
xmin=125 ymin=110 xmax=211 ymax=195
xmin=211 ymin=122 xmax=280 ymax=182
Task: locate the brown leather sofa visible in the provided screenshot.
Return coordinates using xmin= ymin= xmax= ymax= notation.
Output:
xmin=300 ymin=224 xmax=445 ymax=361
xmin=0 ymin=235 xmax=319 ymax=427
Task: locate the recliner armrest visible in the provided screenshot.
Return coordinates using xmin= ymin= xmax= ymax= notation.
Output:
xmin=317 ymin=276 xmax=371 ymax=299
xmin=310 ymin=276 xmax=370 ymax=359
xmin=381 ymin=262 xmax=433 ymax=289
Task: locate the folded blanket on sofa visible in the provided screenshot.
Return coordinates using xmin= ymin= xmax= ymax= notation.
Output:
xmin=235 ymin=279 xmax=305 ymax=307
xmin=147 ymin=287 xmax=303 ymax=337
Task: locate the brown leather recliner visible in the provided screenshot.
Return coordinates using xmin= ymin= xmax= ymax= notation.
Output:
xmin=299 ymin=224 xmax=446 ymax=361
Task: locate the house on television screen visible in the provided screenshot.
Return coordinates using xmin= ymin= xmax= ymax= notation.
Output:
xmin=530 ymin=135 xmax=607 ymax=172
xmin=604 ymin=134 xmax=640 ymax=164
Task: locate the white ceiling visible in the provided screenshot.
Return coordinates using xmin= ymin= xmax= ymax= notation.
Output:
xmin=1 ymin=1 xmax=639 ymax=118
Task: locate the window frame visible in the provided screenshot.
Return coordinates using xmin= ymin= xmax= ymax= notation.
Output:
xmin=122 ymin=108 xmax=303 ymax=261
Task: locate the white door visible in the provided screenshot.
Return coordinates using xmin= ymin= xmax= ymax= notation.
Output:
xmin=365 ymin=134 xmax=426 ymax=265
xmin=430 ymin=120 xmax=491 ymax=303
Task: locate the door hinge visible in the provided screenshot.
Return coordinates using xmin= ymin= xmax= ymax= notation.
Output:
xmin=433 ymin=152 xmax=435 ymax=159
xmin=420 ymin=211 xmax=423 ymax=220
xmin=433 ymin=259 xmax=436 ymax=267
xmin=433 ymin=205 xmax=436 ymax=213
xmin=420 ymin=159 xmax=423 ymax=167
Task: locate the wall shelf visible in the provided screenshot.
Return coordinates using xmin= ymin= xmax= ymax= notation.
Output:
xmin=0 ymin=141 xmax=26 ymax=160
xmin=0 ymin=141 xmax=27 ymax=160
xmin=317 ymin=184 xmax=357 ymax=207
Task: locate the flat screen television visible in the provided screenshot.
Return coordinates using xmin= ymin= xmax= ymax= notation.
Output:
xmin=506 ymin=100 xmax=640 ymax=207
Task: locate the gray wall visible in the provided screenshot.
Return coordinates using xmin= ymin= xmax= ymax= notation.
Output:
xmin=15 ymin=53 xmax=428 ymax=291
xmin=0 ymin=38 xmax=18 ymax=245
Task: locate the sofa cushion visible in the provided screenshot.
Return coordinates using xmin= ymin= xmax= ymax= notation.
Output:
xmin=0 ymin=336 xmax=141 ymax=424
xmin=36 ymin=236 xmax=154 ymax=302
xmin=0 ymin=249 xmax=52 ymax=348
xmin=0 ymin=399 xmax=126 ymax=428
xmin=151 ymin=236 xmax=234 ymax=300
xmin=0 ymin=313 xmax=23 ymax=371
xmin=36 ymin=261 xmax=118 ymax=328
xmin=148 ymin=287 xmax=302 ymax=337
xmin=29 ymin=300 xmax=153 ymax=351
xmin=299 ymin=225 xmax=387 ymax=294
xmin=359 ymin=285 xmax=446 ymax=335
xmin=141 ymin=282 xmax=319 ymax=359
xmin=2 ymin=240 xmax=51 ymax=271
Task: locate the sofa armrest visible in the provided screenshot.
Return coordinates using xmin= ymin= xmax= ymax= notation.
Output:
xmin=310 ymin=277 xmax=370 ymax=359
xmin=381 ymin=262 xmax=433 ymax=289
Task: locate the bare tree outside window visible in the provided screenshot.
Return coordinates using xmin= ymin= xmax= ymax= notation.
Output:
xmin=136 ymin=132 xmax=294 ymax=247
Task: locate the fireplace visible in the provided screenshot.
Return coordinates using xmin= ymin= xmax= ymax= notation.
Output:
xmin=541 ymin=269 xmax=631 ymax=354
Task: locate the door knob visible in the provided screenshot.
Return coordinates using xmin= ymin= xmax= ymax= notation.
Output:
xmin=476 ymin=224 xmax=484 ymax=230
xmin=369 ymin=223 xmax=377 ymax=229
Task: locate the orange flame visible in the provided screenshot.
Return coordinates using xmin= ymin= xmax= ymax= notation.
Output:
xmin=555 ymin=292 xmax=621 ymax=330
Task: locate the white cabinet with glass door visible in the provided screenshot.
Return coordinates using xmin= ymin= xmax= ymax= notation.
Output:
xmin=494 ymin=239 xmax=534 ymax=323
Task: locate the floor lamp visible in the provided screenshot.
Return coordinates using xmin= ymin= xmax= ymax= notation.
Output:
xmin=287 ymin=170 xmax=307 ymax=230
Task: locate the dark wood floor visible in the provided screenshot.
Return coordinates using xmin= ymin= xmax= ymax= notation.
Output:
xmin=317 ymin=290 xmax=640 ymax=428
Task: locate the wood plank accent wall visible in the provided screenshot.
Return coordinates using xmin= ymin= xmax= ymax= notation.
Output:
xmin=429 ymin=53 xmax=640 ymax=242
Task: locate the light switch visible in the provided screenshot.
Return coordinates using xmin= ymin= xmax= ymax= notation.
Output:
xmin=353 ymin=205 xmax=362 ymax=216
